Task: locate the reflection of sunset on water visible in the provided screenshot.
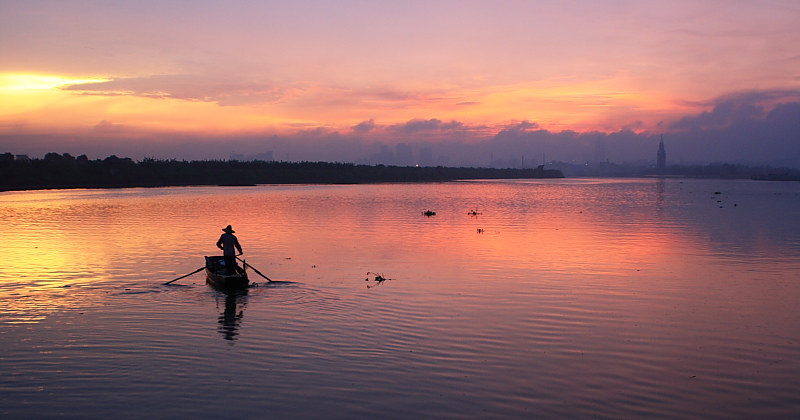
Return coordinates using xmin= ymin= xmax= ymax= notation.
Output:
xmin=3 ymin=179 xmax=797 ymax=325
xmin=1 ymin=179 xmax=799 ymax=419
xmin=237 ymin=180 xmax=713 ymax=284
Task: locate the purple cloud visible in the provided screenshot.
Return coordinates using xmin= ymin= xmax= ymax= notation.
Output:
xmin=352 ymin=119 xmax=377 ymax=134
xmin=672 ymin=89 xmax=800 ymax=131
xmin=390 ymin=118 xmax=464 ymax=134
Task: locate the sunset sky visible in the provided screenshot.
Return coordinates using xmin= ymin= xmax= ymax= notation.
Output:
xmin=1 ymin=0 xmax=799 ymax=165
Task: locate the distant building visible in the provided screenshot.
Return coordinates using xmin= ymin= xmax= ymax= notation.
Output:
xmin=378 ymin=145 xmax=394 ymax=164
xmin=593 ymin=137 xmax=606 ymax=164
xmin=395 ymin=143 xmax=413 ymax=166
xmin=251 ymin=151 xmax=274 ymax=162
xmin=657 ymin=136 xmax=666 ymax=171
xmin=230 ymin=151 xmax=274 ymax=162
xmin=15 ymin=154 xmax=30 ymax=161
xmin=419 ymin=147 xmax=433 ymax=167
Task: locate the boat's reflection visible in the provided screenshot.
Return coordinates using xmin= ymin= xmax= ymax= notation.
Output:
xmin=214 ymin=288 xmax=249 ymax=341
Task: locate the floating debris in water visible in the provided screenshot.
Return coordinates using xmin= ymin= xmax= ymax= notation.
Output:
xmin=422 ymin=210 xmax=436 ymax=217
xmin=365 ymin=272 xmax=394 ymax=288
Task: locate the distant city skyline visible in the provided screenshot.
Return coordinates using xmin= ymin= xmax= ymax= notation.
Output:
xmin=3 ymin=125 xmax=798 ymax=169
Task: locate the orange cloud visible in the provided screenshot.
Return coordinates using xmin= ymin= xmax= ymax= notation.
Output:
xmin=0 ymin=68 xmax=795 ymax=145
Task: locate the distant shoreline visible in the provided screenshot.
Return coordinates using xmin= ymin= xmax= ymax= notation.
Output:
xmin=4 ymin=153 xmax=799 ymax=192
xmin=1 ymin=154 xmax=565 ymax=192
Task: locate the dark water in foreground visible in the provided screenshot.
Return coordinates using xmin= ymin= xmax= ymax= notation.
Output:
xmin=1 ymin=178 xmax=798 ymax=419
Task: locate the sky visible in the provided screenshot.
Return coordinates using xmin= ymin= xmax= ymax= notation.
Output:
xmin=1 ymin=0 xmax=799 ymax=167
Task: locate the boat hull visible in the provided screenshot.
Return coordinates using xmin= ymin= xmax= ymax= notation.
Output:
xmin=205 ymin=256 xmax=249 ymax=289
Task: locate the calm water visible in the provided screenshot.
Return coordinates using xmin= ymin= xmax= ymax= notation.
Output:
xmin=1 ymin=178 xmax=798 ymax=419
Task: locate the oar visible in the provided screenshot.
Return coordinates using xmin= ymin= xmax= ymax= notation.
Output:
xmin=164 ymin=266 xmax=205 ymax=285
xmin=237 ymin=257 xmax=273 ymax=282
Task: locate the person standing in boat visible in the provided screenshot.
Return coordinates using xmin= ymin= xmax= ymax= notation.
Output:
xmin=216 ymin=225 xmax=243 ymax=275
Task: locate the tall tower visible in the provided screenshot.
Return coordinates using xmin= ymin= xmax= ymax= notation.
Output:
xmin=657 ymin=135 xmax=666 ymax=172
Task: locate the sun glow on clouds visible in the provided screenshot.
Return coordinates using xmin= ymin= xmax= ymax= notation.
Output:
xmin=409 ymin=77 xmax=685 ymax=133
xmin=0 ymin=74 xmax=110 ymax=91
xmin=0 ymin=73 xmax=287 ymax=135
xmin=1 ymin=0 xmax=799 ymax=153
xmin=0 ymin=67 xmax=787 ymax=141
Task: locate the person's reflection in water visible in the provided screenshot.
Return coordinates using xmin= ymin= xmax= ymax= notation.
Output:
xmin=217 ymin=290 xmax=248 ymax=341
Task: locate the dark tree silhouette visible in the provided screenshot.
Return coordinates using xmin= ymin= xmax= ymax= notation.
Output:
xmin=0 ymin=153 xmax=565 ymax=191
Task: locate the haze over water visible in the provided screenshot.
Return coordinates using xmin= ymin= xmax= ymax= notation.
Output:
xmin=1 ymin=178 xmax=799 ymax=419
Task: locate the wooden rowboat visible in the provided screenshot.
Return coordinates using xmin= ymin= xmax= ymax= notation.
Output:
xmin=205 ymin=255 xmax=249 ymax=289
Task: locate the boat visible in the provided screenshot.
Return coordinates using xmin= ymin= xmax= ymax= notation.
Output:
xmin=205 ymin=256 xmax=249 ymax=289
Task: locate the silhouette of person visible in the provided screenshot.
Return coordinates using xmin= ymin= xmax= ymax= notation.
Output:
xmin=216 ymin=225 xmax=243 ymax=275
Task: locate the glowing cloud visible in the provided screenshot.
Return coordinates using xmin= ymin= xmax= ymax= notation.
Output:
xmin=0 ymin=74 xmax=109 ymax=91
xmin=1 ymin=1 xmax=799 ymax=165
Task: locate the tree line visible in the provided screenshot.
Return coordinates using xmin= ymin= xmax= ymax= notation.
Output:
xmin=0 ymin=152 xmax=565 ymax=191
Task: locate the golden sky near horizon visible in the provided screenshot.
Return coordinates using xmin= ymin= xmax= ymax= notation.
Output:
xmin=1 ymin=0 xmax=799 ymax=148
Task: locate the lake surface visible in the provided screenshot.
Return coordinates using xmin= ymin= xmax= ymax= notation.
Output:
xmin=1 ymin=178 xmax=799 ymax=419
